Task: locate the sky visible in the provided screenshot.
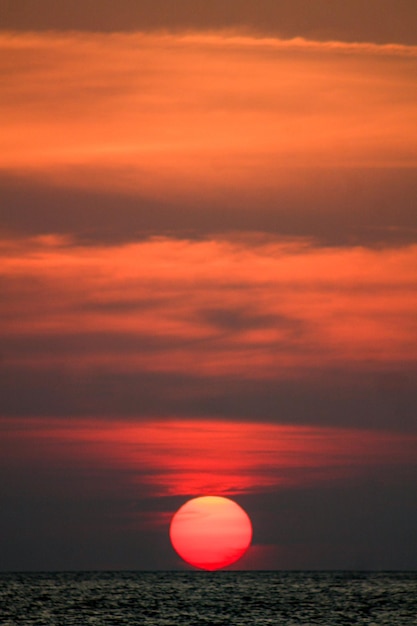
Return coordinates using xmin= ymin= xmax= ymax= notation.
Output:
xmin=1 ymin=1 xmax=416 ymax=571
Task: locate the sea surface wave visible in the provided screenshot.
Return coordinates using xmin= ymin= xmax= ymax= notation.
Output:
xmin=0 ymin=571 xmax=416 ymax=625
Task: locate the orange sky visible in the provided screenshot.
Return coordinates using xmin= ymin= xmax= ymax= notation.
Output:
xmin=1 ymin=15 xmax=417 ymax=571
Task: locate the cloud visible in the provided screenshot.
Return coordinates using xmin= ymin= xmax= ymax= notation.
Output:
xmin=1 ymin=235 xmax=416 ymax=431
xmin=1 ymin=1 xmax=416 ymax=46
xmin=2 ymin=417 xmax=416 ymax=499
xmin=1 ymin=31 xmax=416 ymax=171
xmin=2 ymin=168 xmax=417 ymax=246
xmin=2 ymin=237 xmax=417 ymax=372
xmin=1 ymin=31 xmax=416 ymax=248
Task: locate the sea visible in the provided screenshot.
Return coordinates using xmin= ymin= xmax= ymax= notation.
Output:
xmin=0 ymin=571 xmax=416 ymax=626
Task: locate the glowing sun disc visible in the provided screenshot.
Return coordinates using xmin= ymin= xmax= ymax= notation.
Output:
xmin=169 ymin=496 xmax=252 ymax=570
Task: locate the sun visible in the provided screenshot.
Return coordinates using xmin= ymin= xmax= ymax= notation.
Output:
xmin=169 ymin=495 xmax=252 ymax=570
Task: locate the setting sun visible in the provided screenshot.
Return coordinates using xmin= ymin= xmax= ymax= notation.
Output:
xmin=169 ymin=496 xmax=253 ymax=570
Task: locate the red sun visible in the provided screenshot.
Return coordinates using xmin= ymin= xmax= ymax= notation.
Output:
xmin=169 ymin=496 xmax=252 ymax=570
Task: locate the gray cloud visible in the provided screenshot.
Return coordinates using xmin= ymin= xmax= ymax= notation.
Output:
xmin=197 ymin=307 xmax=303 ymax=334
xmin=1 ymin=168 xmax=417 ymax=247
xmin=1 ymin=1 xmax=416 ymax=45
xmin=1 ymin=363 xmax=416 ymax=432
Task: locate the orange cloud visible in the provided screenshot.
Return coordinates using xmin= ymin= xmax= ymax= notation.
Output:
xmin=1 ymin=236 xmax=416 ymax=377
xmin=1 ymin=31 xmax=416 ymax=196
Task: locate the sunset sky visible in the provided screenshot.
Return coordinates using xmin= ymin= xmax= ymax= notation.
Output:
xmin=1 ymin=0 xmax=416 ymax=571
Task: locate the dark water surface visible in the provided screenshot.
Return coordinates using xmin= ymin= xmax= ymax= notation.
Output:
xmin=0 ymin=571 xmax=416 ymax=625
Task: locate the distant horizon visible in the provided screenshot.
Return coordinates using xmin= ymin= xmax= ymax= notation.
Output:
xmin=2 ymin=568 xmax=417 ymax=573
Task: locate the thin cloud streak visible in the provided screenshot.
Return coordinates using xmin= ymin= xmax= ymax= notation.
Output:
xmin=2 ymin=417 xmax=416 ymax=499
xmin=1 ymin=0 xmax=416 ymax=46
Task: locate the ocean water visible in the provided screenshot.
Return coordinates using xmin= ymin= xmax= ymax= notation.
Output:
xmin=0 ymin=571 xmax=416 ymax=626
